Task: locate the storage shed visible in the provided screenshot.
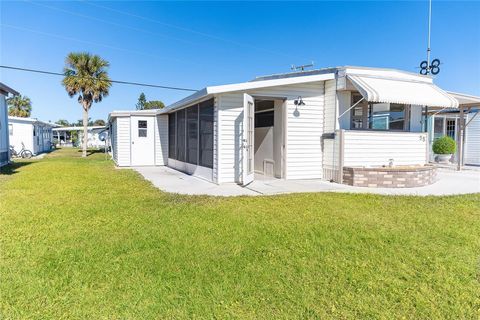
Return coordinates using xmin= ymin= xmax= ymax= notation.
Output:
xmin=8 ymin=116 xmax=55 ymax=155
xmin=108 ymin=110 xmax=168 ymax=166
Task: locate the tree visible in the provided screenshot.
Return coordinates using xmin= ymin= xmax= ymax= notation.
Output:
xmin=93 ymin=119 xmax=105 ymax=126
xmin=62 ymin=52 xmax=111 ymax=157
xmin=136 ymin=92 xmax=165 ymax=110
xmin=7 ymin=94 xmax=32 ymax=117
xmin=144 ymin=100 xmax=165 ymax=109
xmin=136 ymin=92 xmax=147 ymax=110
xmin=55 ymin=119 xmax=70 ymax=126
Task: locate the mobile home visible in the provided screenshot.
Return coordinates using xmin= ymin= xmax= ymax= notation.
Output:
xmin=110 ymin=66 xmax=470 ymax=187
xmin=0 ymin=83 xmax=19 ymax=167
xmin=8 ymin=116 xmax=55 ymax=155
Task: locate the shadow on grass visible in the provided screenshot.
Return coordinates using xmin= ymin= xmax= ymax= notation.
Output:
xmin=76 ymin=149 xmax=106 ymax=156
xmin=0 ymin=161 xmax=33 ymax=175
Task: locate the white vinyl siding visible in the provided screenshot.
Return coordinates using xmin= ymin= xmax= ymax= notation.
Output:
xmin=116 ymin=117 xmax=131 ymax=166
xmin=343 ymin=131 xmax=428 ymax=167
xmin=216 ymin=93 xmax=243 ymax=183
xmin=111 ymin=119 xmax=118 ymax=162
xmin=155 ymin=115 xmax=168 ymax=165
xmin=0 ymin=94 xmax=8 ymax=167
xmin=216 ymin=82 xmax=325 ymax=183
xmin=465 ymin=113 xmax=480 ymax=165
xmin=323 ymin=79 xmax=338 ymax=133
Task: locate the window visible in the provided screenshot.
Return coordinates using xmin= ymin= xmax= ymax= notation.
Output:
xmin=433 ymin=117 xmax=444 ymax=139
xmin=446 ymin=119 xmax=456 ymax=139
xmin=350 ymin=93 xmax=409 ymax=131
xmin=199 ymin=100 xmax=214 ymax=168
xmin=167 ymin=98 xmax=214 ymax=169
xmin=254 ymin=100 xmax=274 ymax=128
xmin=138 ymin=120 xmax=147 ymax=137
xmin=186 ymin=105 xmax=198 ymax=164
xmin=8 ymin=124 xmax=13 ymax=135
xmin=168 ymin=113 xmax=176 ymax=159
xmin=176 ymin=109 xmax=186 ymax=162
xmin=350 ymin=94 xmax=367 ymax=129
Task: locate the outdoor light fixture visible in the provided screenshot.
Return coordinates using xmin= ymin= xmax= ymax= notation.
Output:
xmin=294 ymin=96 xmax=305 ymax=106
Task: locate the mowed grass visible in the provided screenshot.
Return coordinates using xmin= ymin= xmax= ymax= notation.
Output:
xmin=1 ymin=149 xmax=479 ymax=319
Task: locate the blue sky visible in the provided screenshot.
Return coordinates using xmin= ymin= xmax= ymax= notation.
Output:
xmin=1 ymin=1 xmax=479 ymax=123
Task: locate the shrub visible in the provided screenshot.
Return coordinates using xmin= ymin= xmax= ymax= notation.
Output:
xmin=432 ymin=136 xmax=456 ymax=154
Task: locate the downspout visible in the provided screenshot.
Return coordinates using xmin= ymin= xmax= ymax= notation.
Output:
xmin=331 ymin=70 xmax=339 ymax=182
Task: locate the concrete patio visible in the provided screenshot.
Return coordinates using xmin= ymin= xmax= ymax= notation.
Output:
xmin=132 ymin=166 xmax=480 ymax=197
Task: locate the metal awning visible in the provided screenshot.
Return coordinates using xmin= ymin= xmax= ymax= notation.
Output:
xmin=347 ymin=74 xmax=459 ymax=108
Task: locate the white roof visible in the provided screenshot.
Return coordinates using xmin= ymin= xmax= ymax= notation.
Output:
xmin=53 ymin=126 xmax=106 ymax=131
xmin=447 ymin=91 xmax=480 ymax=106
xmin=109 ymin=66 xmax=472 ymax=117
xmin=161 ymin=73 xmax=335 ymax=113
xmin=8 ymin=116 xmax=57 ymax=127
xmin=347 ymin=74 xmax=459 ymax=108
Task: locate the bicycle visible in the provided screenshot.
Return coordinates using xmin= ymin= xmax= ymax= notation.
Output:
xmin=10 ymin=143 xmax=33 ymax=159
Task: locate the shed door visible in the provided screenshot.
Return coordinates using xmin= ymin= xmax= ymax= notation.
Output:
xmin=242 ymin=94 xmax=255 ymax=186
xmin=130 ymin=116 xmax=155 ymax=166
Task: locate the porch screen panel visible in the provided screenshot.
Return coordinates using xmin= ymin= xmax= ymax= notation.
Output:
xmin=186 ymin=105 xmax=198 ymax=165
xmin=176 ymin=109 xmax=186 ymax=162
xmin=199 ymin=99 xmax=214 ymax=168
xmin=168 ymin=113 xmax=176 ymax=159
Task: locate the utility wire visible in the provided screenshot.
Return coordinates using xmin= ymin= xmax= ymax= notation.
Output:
xmin=25 ymin=0 xmax=198 ymax=46
xmin=0 ymin=65 xmax=198 ymax=92
xmin=80 ymin=0 xmax=296 ymax=59
xmin=1 ymin=23 xmax=193 ymax=65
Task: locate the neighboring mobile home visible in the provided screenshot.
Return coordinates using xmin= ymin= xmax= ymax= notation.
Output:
xmin=0 ymin=83 xmax=19 ymax=167
xmin=53 ymin=126 xmax=108 ymax=148
xmin=110 ymin=66 xmax=469 ymax=187
xmin=8 ymin=116 xmax=55 ymax=155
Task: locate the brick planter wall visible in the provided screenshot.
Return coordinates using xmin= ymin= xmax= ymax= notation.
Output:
xmin=343 ymin=166 xmax=437 ymax=188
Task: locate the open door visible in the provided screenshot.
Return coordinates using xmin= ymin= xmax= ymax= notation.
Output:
xmin=242 ymin=93 xmax=255 ymax=186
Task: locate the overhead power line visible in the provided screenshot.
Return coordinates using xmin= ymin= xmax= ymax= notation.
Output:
xmin=0 ymin=65 xmax=198 ymax=92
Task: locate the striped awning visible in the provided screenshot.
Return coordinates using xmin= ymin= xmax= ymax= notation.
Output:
xmin=347 ymin=74 xmax=459 ymax=108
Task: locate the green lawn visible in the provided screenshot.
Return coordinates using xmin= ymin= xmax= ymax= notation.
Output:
xmin=1 ymin=149 xmax=479 ymax=319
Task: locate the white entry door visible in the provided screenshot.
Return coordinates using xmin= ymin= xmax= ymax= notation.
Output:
xmin=130 ymin=116 xmax=155 ymax=166
xmin=242 ymin=94 xmax=255 ymax=186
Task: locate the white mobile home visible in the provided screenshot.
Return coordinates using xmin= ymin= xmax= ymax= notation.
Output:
xmin=0 ymin=83 xmax=19 ymax=167
xmin=53 ymin=126 xmax=108 ymax=148
xmin=110 ymin=66 xmax=468 ymax=187
xmin=8 ymin=117 xmax=55 ymax=155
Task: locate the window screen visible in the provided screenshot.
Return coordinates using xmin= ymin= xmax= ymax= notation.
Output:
xmin=186 ymin=105 xmax=198 ymax=164
xmin=138 ymin=120 xmax=147 ymax=137
xmin=176 ymin=109 xmax=186 ymax=162
xmin=168 ymin=113 xmax=176 ymax=159
xmin=199 ymin=99 xmax=214 ymax=168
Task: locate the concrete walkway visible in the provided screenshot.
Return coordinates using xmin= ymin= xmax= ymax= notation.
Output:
xmin=132 ymin=166 xmax=480 ymax=197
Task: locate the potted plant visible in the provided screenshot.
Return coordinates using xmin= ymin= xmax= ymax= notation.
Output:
xmin=432 ymin=136 xmax=456 ymax=163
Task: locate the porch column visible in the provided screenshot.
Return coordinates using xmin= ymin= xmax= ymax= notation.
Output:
xmin=457 ymin=105 xmax=464 ymax=171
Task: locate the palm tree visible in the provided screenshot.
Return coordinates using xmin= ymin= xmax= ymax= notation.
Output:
xmin=7 ymin=94 xmax=32 ymax=117
xmin=62 ymin=52 xmax=111 ymax=157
